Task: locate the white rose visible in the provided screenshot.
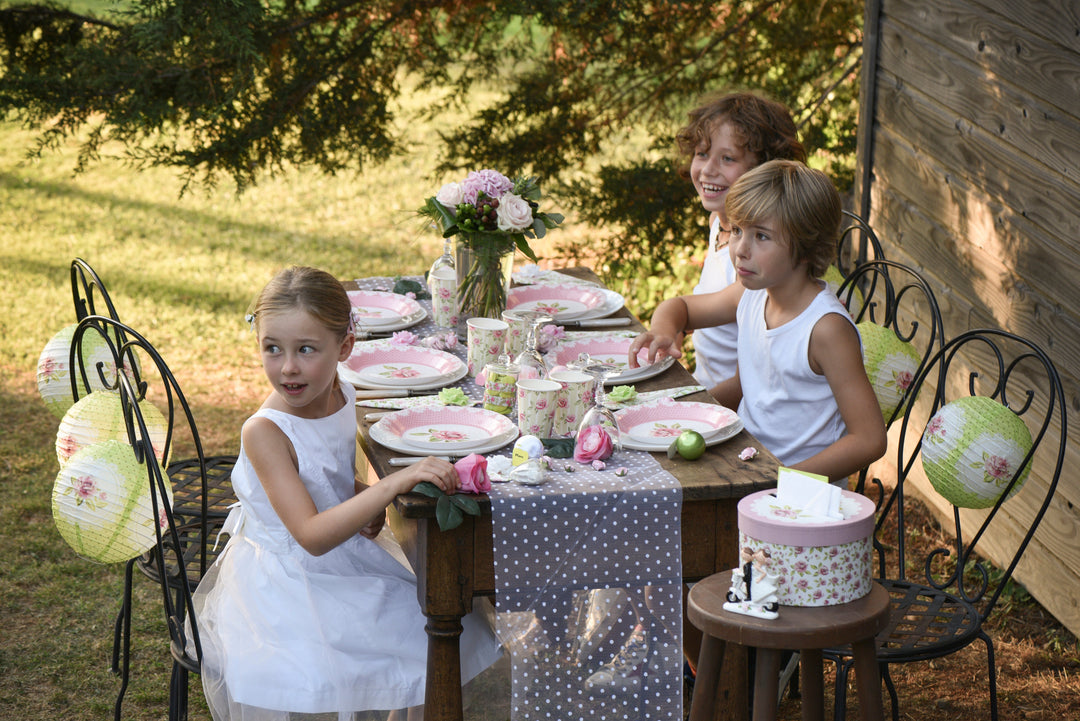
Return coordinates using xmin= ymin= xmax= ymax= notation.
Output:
xmin=435 ymin=182 xmax=464 ymax=210
xmin=496 ymin=193 xmax=534 ymax=231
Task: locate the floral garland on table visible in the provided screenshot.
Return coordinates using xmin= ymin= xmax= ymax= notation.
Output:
xmin=419 ymin=170 xmax=563 ymax=320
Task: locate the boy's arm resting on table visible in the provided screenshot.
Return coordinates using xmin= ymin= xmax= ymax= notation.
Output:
xmin=790 ymin=314 xmax=888 ymax=483
xmin=245 ymin=417 xmax=460 ymax=556
xmin=708 ymin=370 xmax=743 ymax=411
xmin=629 ymin=284 xmax=744 ymax=367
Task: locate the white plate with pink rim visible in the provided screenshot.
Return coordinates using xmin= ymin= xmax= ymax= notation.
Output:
xmin=338 ymin=346 xmax=467 ymax=390
xmin=506 ymin=283 xmax=607 ymax=321
xmin=570 ymin=288 xmax=625 ymax=321
xmin=370 ymin=406 xmax=519 ymax=455
xmin=553 ymin=334 xmax=676 ymax=385
xmin=616 ymin=399 xmax=743 ymax=452
xmin=347 ymin=290 xmax=428 ymax=330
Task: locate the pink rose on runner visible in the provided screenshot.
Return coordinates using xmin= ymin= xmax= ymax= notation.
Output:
xmin=574 ymin=424 xmax=614 ymax=463
xmin=455 ymin=453 xmax=491 ymax=494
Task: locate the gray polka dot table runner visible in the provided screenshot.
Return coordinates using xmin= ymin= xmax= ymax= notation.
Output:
xmin=489 ymin=455 xmax=683 ymax=720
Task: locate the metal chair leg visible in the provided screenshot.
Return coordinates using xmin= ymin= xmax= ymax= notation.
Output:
xmin=112 ymin=558 xmax=136 ymax=721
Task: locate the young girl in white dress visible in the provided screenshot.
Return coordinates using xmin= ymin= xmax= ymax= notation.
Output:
xmin=676 ymin=92 xmax=807 ymax=389
xmin=193 ymin=266 xmax=501 ymax=721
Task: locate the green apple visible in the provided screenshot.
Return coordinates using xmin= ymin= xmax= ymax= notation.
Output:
xmin=674 ymin=430 xmax=707 ymax=460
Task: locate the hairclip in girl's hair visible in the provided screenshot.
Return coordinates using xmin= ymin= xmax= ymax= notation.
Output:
xmin=245 ymin=312 xmax=257 ymax=333
xmin=347 ymin=309 xmax=358 ymax=337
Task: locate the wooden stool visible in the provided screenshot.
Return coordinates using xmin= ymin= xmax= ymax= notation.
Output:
xmin=687 ymin=570 xmax=890 ymax=721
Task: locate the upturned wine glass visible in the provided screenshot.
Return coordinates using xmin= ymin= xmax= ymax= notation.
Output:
xmin=504 ymin=309 xmax=554 ymax=381
xmin=571 ymin=353 xmax=622 ymax=451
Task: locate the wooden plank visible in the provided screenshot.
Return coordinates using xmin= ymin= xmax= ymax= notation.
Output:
xmin=884 ymin=0 xmax=1080 ymax=114
xmin=968 ymin=0 xmax=1080 ymax=67
xmin=872 ymin=61 xmax=1080 ymax=243
xmin=868 ymin=133 xmax=1080 ymax=361
xmin=875 ymin=13 xmax=1080 ymax=182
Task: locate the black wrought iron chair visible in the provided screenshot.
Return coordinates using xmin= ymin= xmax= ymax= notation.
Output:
xmin=825 ymin=329 xmax=1067 ymax=721
xmin=836 ymin=260 xmax=944 ymax=533
xmin=69 ymin=315 xmax=226 ymax=720
xmin=836 ymin=210 xmax=886 ymax=279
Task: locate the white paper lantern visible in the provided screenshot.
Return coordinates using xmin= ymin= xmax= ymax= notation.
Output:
xmin=52 ymin=439 xmax=174 ymax=564
xmin=56 ymin=390 xmax=169 ymax=468
xmin=858 ymin=322 xmax=922 ymax=423
xmin=37 ymin=325 xmax=119 ymax=419
xmin=920 ymin=396 xmax=1033 ymax=509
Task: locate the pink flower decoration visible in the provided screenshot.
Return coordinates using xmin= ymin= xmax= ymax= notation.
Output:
xmin=391 ymin=330 xmax=419 ymax=346
xmin=574 ymin=424 xmax=614 ymax=463
xmin=460 ymin=169 xmax=513 ymax=205
xmin=454 ymin=453 xmax=491 ymax=494
xmin=433 ymin=430 xmax=468 ymax=442
xmin=738 ymin=446 xmax=758 ymax=461
xmin=389 ymin=367 xmax=421 ymax=379
xmin=591 ymin=459 xmax=606 ymax=471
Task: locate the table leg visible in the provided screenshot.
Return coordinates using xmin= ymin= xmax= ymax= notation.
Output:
xmin=851 ymin=638 xmax=884 ymax=721
xmin=752 ymin=648 xmax=781 ymax=721
xmin=689 ymin=633 xmax=726 ymax=721
xmin=798 ymin=649 xmax=824 ymax=721
xmin=414 ymin=517 xmax=475 ymax=721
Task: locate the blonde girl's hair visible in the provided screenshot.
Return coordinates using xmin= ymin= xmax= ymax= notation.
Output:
xmin=675 ymin=91 xmax=807 ymax=180
xmin=251 ymin=266 xmax=352 ymax=339
xmin=724 ymin=159 xmax=841 ymax=278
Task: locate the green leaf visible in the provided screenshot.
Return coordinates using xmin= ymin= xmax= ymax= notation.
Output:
xmin=449 ymin=493 xmax=480 ymax=516
xmin=423 ymin=196 xmax=458 ymax=232
xmin=392 ymin=277 xmax=430 ymax=299
xmin=413 ymin=481 xmax=443 ymax=499
xmin=542 ymin=437 xmax=575 ymax=458
xmin=436 ymin=494 xmax=464 ymax=531
xmin=515 ymin=234 xmax=539 ymax=262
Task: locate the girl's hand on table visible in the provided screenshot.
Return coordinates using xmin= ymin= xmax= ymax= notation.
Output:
xmin=390 ymin=456 xmax=460 ymax=495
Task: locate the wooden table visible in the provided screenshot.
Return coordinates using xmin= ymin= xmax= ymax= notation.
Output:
xmin=350 ymin=270 xmax=779 ymax=721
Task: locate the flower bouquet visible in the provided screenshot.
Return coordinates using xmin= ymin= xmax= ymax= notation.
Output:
xmin=419 ymin=170 xmax=563 ymax=327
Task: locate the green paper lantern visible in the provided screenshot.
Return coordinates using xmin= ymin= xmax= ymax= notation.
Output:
xmin=52 ymin=439 xmax=173 ymax=564
xmin=920 ymin=396 xmax=1033 ymax=509
xmin=858 ymin=322 xmax=921 ymax=423
xmin=824 ymin=264 xmax=863 ymax=310
xmin=56 ymin=390 xmax=169 ymax=468
xmin=37 ymin=325 xmax=119 ymax=419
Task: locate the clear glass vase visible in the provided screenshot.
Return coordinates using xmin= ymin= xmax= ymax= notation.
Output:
xmin=454 ymin=233 xmax=516 ymax=334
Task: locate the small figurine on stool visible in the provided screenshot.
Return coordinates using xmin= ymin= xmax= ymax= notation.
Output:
xmin=724 ymin=547 xmax=780 ymax=620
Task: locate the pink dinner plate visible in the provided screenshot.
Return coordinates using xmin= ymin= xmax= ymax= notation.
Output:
xmin=348 ymin=290 xmax=427 ymax=329
xmin=506 ymin=283 xmax=606 ymax=321
xmin=340 ymin=346 xmax=466 ymax=389
xmin=554 ymin=335 xmax=676 ymax=384
xmin=370 ymin=406 xmax=518 ymax=455
xmin=616 ymin=399 xmax=742 ymax=452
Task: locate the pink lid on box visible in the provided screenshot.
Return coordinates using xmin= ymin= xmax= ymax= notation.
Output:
xmin=737 ymin=488 xmax=875 ymax=547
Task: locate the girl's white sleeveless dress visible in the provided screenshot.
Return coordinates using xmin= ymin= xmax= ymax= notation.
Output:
xmin=193 ymin=380 xmax=501 ymax=720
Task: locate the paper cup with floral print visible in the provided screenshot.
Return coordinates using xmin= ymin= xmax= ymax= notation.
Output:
xmin=428 ymin=266 xmax=458 ymax=330
xmin=501 ymin=309 xmax=529 ymax=359
xmin=516 ymin=378 xmax=561 ymax=437
xmin=466 ymin=317 xmax=508 ymax=379
xmin=549 ymin=369 xmax=595 ymax=437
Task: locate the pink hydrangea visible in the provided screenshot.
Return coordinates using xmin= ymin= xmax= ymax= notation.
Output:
xmin=460 ymin=169 xmax=513 ymax=205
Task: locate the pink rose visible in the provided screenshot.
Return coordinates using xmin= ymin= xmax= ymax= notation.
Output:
xmin=391 ymin=330 xmax=419 ymax=345
xmin=435 ymin=181 xmax=464 ymax=209
xmin=591 ymin=459 xmax=606 ymax=471
xmin=574 ymin=424 xmax=614 ymax=463
xmin=455 ymin=453 xmax=491 ymax=494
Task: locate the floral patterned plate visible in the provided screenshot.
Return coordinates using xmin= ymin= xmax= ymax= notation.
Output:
xmin=616 ymin=399 xmax=742 ymax=452
xmin=370 ymin=406 xmax=519 ymax=455
xmin=506 ymin=283 xmax=607 ymax=321
xmin=554 ymin=335 xmax=676 ymax=385
xmin=339 ymin=346 xmax=467 ymax=390
xmin=347 ymin=290 xmax=428 ymax=330
xmin=571 ymin=288 xmax=625 ymax=321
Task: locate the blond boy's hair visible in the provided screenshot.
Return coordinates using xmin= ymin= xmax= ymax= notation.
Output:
xmin=252 ymin=266 xmax=351 ymax=339
xmin=724 ymin=160 xmax=840 ymax=278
